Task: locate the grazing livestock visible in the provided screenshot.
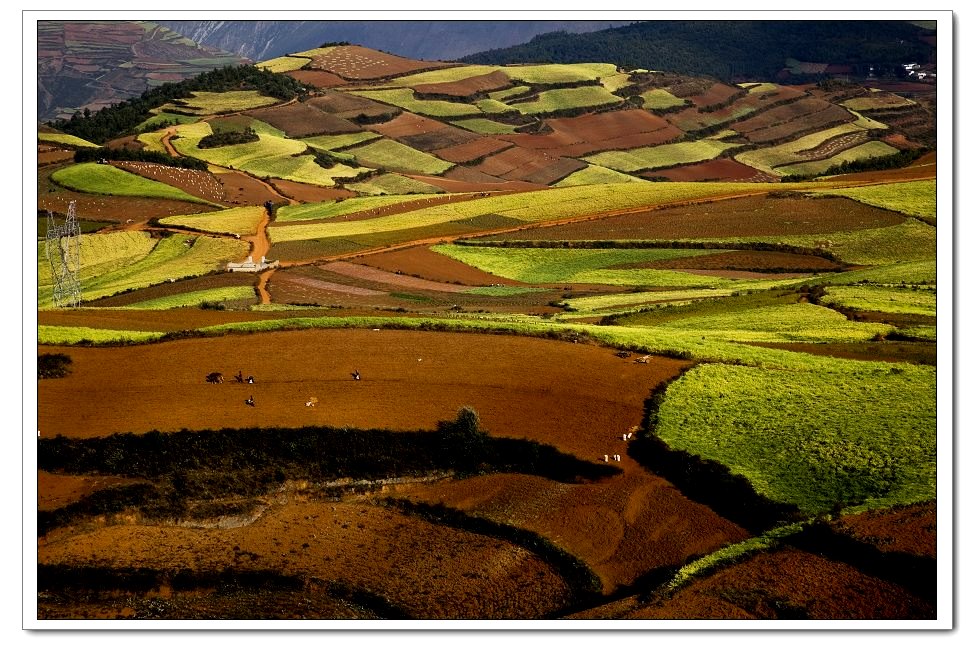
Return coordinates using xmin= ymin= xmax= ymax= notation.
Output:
xmin=235 ymin=371 xmax=244 ymax=383
xmin=206 ymin=372 xmax=224 ymax=384
xmin=245 ymin=396 xmax=255 ymax=407
xmin=351 ymin=370 xmax=361 ymax=381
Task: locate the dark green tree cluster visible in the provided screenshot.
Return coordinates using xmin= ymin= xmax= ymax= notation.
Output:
xmin=198 ymin=126 xmax=259 ymax=149
xmin=48 ymin=65 xmax=309 ymax=145
xmin=73 ymin=147 xmax=208 ymax=170
xmin=462 ymin=21 xmax=934 ymax=82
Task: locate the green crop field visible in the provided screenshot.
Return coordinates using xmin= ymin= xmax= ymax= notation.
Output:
xmin=601 ymin=72 xmax=633 ymax=93
xmin=777 ymin=141 xmax=900 ymax=177
xmin=344 ymin=139 xmax=454 ymax=175
xmin=159 ymin=206 xmax=266 ymax=236
xmin=275 ymin=195 xmax=438 ymax=222
xmin=821 ymin=285 xmax=936 ymax=316
xmin=50 ymin=163 xmax=217 ymax=205
xmin=825 ymin=261 xmax=937 ymax=286
xmin=160 ymin=90 xmax=280 ymax=115
xmin=563 ymin=288 xmax=739 ymax=312
xmin=639 ymin=88 xmax=686 ymax=110
xmin=346 ymin=88 xmax=482 ymax=118
xmin=554 ymin=165 xmax=645 ymax=187
xmin=584 ymin=141 xmax=741 ymax=172
xmin=450 ymin=118 xmax=519 ymax=135
xmin=502 ymin=63 xmax=619 ymax=84
xmin=654 ymin=362 xmax=936 ymax=513
xmin=38 ymin=231 xmax=156 ymax=291
xmin=122 ymin=285 xmax=257 ymax=310
xmin=37 ymin=325 xmax=166 ymax=345
xmin=508 ymin=86 xmax=624 ymax=115
xmin=38 ymin=132 xmax=98 ymax=148
xmin=344 ymin=173 xmax=444 ymax=196
xmin=257 ymin=55 xmax=311 ymax=73
xmin=302 ymin=132 xmax=382 ymax=151
xmin=136 ymin=131 xmax=167 ymax=153
xmin=734 ymin=123 xmax=875 ymax=174
xmin=137 ymin=112 xmax=200 ymax=131
xmin=488 ymin=86 xmax=530 ymax=102
xmin=841 ymin=94 xmax=916 ymax=111
xmin=431 ymin=245 xmax=737 ymax=286
xmin=384 ymin=65 xmax=502 ymax=87
xmin=474 ymin=99 xmax=519 ymax=115
xmin=810 ymin=180 xmax=936 ymax=224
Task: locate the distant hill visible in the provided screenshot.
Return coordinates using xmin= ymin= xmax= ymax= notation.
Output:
xmin=37 ymin=21 xmax=247 ymax=121
xmin=462 ymin=21 xmax=936 ymax=82
xmin=157 ymin=20 xmax=631 ymax=62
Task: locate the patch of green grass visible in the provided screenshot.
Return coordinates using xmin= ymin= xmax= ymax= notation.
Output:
xmin=50 ymin=163 xmax=217 ymax=205
xmin=121 ymin=285 xmax=257 ymax=309
xmin=841 ymin=94 xmax=916 ymax=111
xmin=810 ymin=180 xmax=936 ymax=223
xmin=554 ymin=165 xmax=645 ymax=187
xmin=639 ymin=88 xmax=686 ymax=110
xmin=824 ymin=261 xmax=936 ymax=286
xmin=38 ymin=132 xmax=98 ymax=148
xmin=344 ymin=174 xmax=445 ymax=196
xmin=821 ymin=285 xmax=936 ymax=316
xmin=776 ymin=141 xmax=901 ymax=177
xmin=37 ymin=325 xmax=166 ymax=345
xmin=474 ymin=99 xmax=519 ymax=115
xmin=654 ymin=362 xmax=936 ymax=513
xmin=301 ymin=132 xmax=382 ymax=151
xmin=488 ymin=86 xmax=530 ymax=102
xmin=502 ymin=63 xmax=619 ymax=84
xmin=601 ymin=72 xmax=633 ymax=93
xmin=136 ymin=131 xmax=167 ymax=154
xmin=38 ymin=231 xmax=157 ymax=291
xmin=584 ymin=141 xmax=740 ymax=173
xmin=509 ymin=86 xmax=623 ymax=116
xmin=450 ymin=118 xmax=519 ymax=135
xmin=160 ymin=90 xmax=279 ymax=116
xmin=564 ymin=288 xmax=739 ymax=312
xmin=344 ymin=139 xmax=454 ymax=175
xmin=158 ymin=206 xmax=265 ymax=236
xmin=346 ymin=88 xmax=481 ymax=118
xmin=257 ymin=55 xmax=311 ymax=73
xmin=432 ymin=245 xmax=732 ymax=287
xmin=275 ymin=195 xmax=436 ymax=222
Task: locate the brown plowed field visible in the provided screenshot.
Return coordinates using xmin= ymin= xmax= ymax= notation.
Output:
xmin=39 ymin=500 xmax=573 ymax=619
xmin=284 ymin=69 xmax=348 ymax=88
xmin=833 ymin=501 xmax=936 ymax=558
xmin=39 ymin=165 xmax=218 ymax=222
xmin=628 ymin=547 xmax=935 ymax=619
xmin=213 ymin=170 xmax=285 ymax=206
xmin=244 ymin=102 xmax=360 ymax=137
xmin=115 ymin=162 xmax=227 ymax=205
xmin=398 ymin=471 xmax=749 ymax=593
xmin=743 ymin=340 xmax=937 ymax=366
xmin=651 ymin=159 xmax=776 ymax=182
xmin=412 ymin=70 xmax=512 ymax=98
xmin=37 ymin=329 xmax=686 ymax=445
xmin=279 ymin=273 xmax=387 ymax=296
xmin=416 ymin=168 xmax=548 ymax=193
xmin=500 ymin=110 xmax=682 ymax=157
xmin=320 ymin=261 xmax=469 ymax=293
xmin=305 ymin=91 xmax=399 ymax=121
xmin=38 ymin=471 xmax=144 ymax=511
xmin=308 ymin=45 xmax=455 ymax=80
xmin=85 ymin=272 xmax=257 ymax=308
xmin=398 ymin=127 xmax=480 ymax=153
xmin=822 ymin=153 xmax=936 ymax=183
xmin=480 ymin=194 xmax=905 ymax=241
xmin=432 ymin=138 xmax=514 ymax=164
xmin=627 ymin=250 xmax=843 ymax=272
xmin=38 ymin=146 xmax=76 ymax=166
xmin=471 ymin=146 xmax=586 ymax=184
xmin=789 ymin=131 xmax=870 ymax=162
xmin=268 ymin=179 xmax=356 ymax=203
xmin=357 ymin=246 xmax=523 ymax=286
xmin=366 ymin=111 xmax=450 ymax=138
xmin=37 ymin=307 xmax=336 ymax=333
xmin=686 ymin=82 xmax=742 ymax=109
xmin=733 ymin=99 xmax=853 ymax=144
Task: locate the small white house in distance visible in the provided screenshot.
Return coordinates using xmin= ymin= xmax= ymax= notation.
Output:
xmin=226 ymin=256 xmax=280 ymax=272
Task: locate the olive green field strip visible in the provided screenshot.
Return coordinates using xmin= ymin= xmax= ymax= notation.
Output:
xmin=639 ymin=88 xmax=687 ymax=111
xmin=734 ymin=118 xmax=887 ymax=175
xmin=38 ymin=132 xmax=98 ymax=148
xmin=384 ymin=62 xmax=619 ymax=88
xmin=810 ymin=180 xmax=936 ymax=223
xmin=506 ymin=86 xmax=625 ymax=116
xmin=554 ymin=165 xmax=647 ymax=187
xmin=50 ymin=163 xmax=219 ymax=206
xmin=654 ymin=362 xmax=935 ymax=513
xmin=136 ymin=112 xmax=200 ymax=131
xmin=775 ymin=141 xmax=901 ymax=177
xmin=841 ymin=94 xmax=917 ymax=111
xmin=344 ymin=174 xmax=445 ymax=196
xmin=301 ymin=132 xmax=383 ymax=152
xmin=158 ymin=206 xmax=266 ymax=236
xmin=450 ymin=118 xmax=520 ymax=135
xmin=821 ymin=285 xmax=936 ymax=316
xmin=584 ymin=141 xmax=741 ymax=173
xmin=257 ymin=55 xmax=313 ymax=73
xmin=343 ymin=138 xmax=454 ymax=175
xmin=158 ymin=90 xmax=281 ymax=116
xmin=275 ymin=194 xmax=475 ymax=223
xmin=118 ymin=285 xmax=258 ymax=310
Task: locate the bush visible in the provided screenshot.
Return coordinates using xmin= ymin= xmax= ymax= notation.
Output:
xmin=38 ymin=353 xmax=72 ymax=379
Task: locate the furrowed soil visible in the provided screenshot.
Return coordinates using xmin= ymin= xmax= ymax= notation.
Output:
xmin=356 ymin=245 xmax=523 ymax=286
xmin=832 ymin=501 xmax=936 ymax=558
xmin=651 ymin=159 xmax=775 ymax=183
xmin=477 ymin=194 xmax=906 ymax=241
xmin=744 ymin=340 xmax=937 ymax=366
xmin=38 ymin=330 xmax=689 ymax=450
xmin=268 ymin=179 xmax=356 ymax=203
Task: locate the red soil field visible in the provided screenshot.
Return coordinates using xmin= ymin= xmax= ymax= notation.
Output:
xmin=214 ymin=170 xmax=285 ymax=206
xmin=650 ymin=159 xmax=775 ymax=182
xmin=431 ymin=137 xmax=513 ymax=164
xmin=37 ymin=307 xmax=338 ymax=333
xmin=244 ymin=102 xmax=360 ymax=137
xmin=85 ymin=272 xmax=257 ymax=308
xmin=268 ymin=179 xmax=356 ymax=203
xmin=39 ymin=499 xmax=573 ymax=619
xmin=105 ymin=135 xmax=145 ymax=151
xmin=37 ymin=329 xmax=685 ymax=448
xmin=39 ymin=165 xmax=218 ymax=222
xmin=733 ymin=99 xmax=853 ymax=144
xmin=743 ymin=340 xmax=937 ymax=366
xmin=686 ymin=82 xmax=742 ymax=109
xmin=307 ymin=45 xmax=455 ymax=80
xmin=365 ymin=111 xmax=450 ymax=138
xmin=480 ymin=194 xmax=906 ymax=241
xmin=277 ymin=273 xmax=387 ymax=296
xmin=398 ymin=471 xmax=749 ymax=593
xmin=115 ymin=162 xmax=227 ymax=205
xmin=284 ymin=69 xmax=348 ymax=88
xmin=38 ymin=146 xmax=75 ymax=166
xmin=411 ymin=70 xmax=512 ymax=98
xmin=500 ymin=110 xmax=682 ymax=157
xmin=625 ymin=250 xmax=844 ymax=272
xmin=414 ymin=168 xmax=548 ymax=193
xmin=357 ymin=246 xmax=522 ymax=286
xmin=628 ymin=547 xmax=934 ymax=619
xmin=833 ymin=501 xmax=936 ymax=558
xmin=305 ymin=91 xmax=400 ymax=121
xmin=471 ymin=146 xmax=586 ymax=184
xmin=319 ymin=261 xmax=469 ymax=293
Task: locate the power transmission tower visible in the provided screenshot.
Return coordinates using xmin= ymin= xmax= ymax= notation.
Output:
xmin=45 ymin=201 xmax=82 ymax=308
